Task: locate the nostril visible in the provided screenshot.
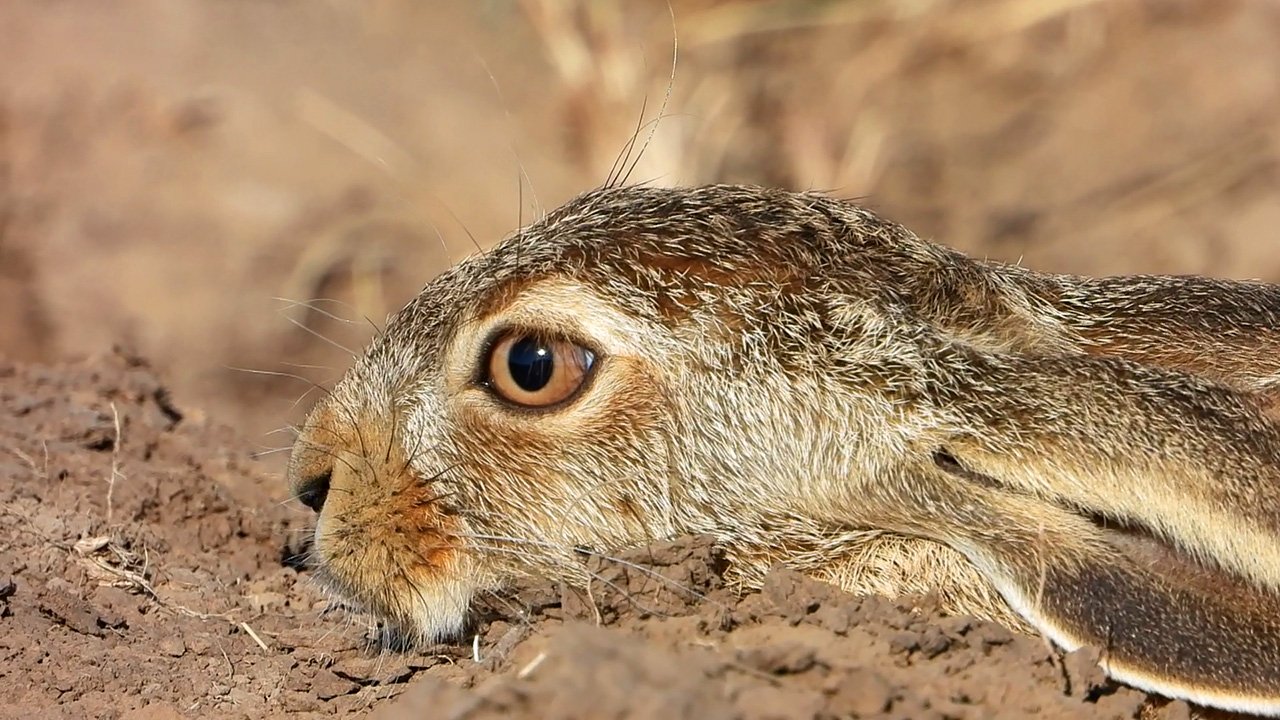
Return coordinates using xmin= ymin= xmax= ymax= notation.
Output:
xmin=296 ymin=471 xmax=332 ymax=513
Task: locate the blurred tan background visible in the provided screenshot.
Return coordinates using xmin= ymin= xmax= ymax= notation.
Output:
xmin=2 ymin=0 xmax=1279 ymax=461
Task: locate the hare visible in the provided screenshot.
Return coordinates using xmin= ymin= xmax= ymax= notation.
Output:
xmin=287 ymin=184 xmax=1280 ymax=716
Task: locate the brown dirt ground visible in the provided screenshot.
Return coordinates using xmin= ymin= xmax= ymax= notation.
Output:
xmin=1 ymin=352 xmax=1201 ymax=719
xmin=3 ymin=0 xmax=1280 ymax=718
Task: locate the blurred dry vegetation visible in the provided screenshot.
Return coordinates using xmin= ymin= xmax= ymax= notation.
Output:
xmin=2 ymin=0 xmax=1279 ymax=462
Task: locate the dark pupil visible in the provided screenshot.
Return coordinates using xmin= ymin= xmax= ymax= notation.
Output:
xmin=508 ymin=337 xmax=554 ymax=392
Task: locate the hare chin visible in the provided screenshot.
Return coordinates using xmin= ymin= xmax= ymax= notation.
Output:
xmin=313 ymin=561 xmax=476 ymax=645
xmin=359 ymin=573 xmax=476 ymax=647
xmin=311 ymin=542 xmax=477 ymax=644
xmin=394 ymin=579 xmax=475 ymax=645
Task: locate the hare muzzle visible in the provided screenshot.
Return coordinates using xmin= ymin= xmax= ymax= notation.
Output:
xmin=288 ymin=398 xmax=476 ymax=642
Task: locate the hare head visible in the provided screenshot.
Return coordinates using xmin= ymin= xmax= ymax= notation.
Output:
xmin=288 ymin=184 xmax=1280 ymax=716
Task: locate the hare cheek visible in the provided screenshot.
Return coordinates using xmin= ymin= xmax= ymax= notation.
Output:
xmin=449 ymin=366 xmax=669 ymax=543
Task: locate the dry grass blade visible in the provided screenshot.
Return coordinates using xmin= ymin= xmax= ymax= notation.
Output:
xmin=107 ymin=402 xmax=122 ymax=524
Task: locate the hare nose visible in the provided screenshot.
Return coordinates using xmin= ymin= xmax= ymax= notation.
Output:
xmin=294 ymin=471 xmax=331 ymax=513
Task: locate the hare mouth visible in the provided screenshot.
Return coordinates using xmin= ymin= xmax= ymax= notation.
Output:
xmin=310 ymin=558 xmax=476 ymax=646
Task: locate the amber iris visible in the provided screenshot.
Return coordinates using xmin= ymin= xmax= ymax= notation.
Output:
xmin=486 ymin=334 xmax=596 ymax=407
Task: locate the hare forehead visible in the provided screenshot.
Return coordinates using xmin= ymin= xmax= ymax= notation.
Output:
xmin=350 ymin=183 xmax=909 ymax=405
xmin=443 ymin=277 xmax=686 ymax=393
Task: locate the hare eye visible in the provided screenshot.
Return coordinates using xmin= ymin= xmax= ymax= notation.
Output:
xmin=486 ymin=333 xmax=596 ymax=408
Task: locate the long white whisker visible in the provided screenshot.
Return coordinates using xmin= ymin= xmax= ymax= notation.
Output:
xmin=284 ymin=315 xmax=356 ymax=356
xmin=618 ymin=0 xmax=679 ymax=188
xmin=274 ymin=296 xmax=363 ymax=325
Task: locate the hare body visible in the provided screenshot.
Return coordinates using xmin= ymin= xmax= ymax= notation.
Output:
xmin=289 ymin=185 xmax=1280 ymax=715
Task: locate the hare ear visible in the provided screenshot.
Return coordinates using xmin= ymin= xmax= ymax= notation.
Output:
xmin=910 ymin=463 xmax=1280 ymax=716
xmin=906 ymin=350 xmax=1280 ymax=714
xmin=933 ymin=352 xmax=1280 ymax=597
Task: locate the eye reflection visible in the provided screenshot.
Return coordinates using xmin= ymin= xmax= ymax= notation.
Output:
xmin=507 ymin=337 xmax=555 ymax=392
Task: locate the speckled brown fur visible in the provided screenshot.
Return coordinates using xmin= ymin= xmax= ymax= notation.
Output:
xmin=289 ymin=184 xmax=1280 ymax=716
